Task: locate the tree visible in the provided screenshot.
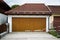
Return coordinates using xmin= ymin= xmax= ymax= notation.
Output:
xmin=11 ymin=5 xmax=20 ymax=9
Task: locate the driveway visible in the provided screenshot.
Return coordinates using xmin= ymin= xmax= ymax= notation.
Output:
xmin=1 ymin=32 xmax=60 ymax=40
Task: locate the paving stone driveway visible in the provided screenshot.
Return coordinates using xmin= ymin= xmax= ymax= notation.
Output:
xmin=1 ymin=32 xmax=60 ymax=40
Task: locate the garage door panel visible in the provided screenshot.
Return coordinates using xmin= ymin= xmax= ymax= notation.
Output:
xmin=12 ymin=18 xmax=46 ymax=32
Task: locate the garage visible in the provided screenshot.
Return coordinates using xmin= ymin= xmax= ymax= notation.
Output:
xmin=12 ymin=17 xmax=46 ymax=32
xmin=5 ymin=4 xmax=50 ymax=32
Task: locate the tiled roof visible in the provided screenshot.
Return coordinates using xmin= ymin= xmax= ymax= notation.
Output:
xmin=0 ymin=0 xmax=3 ymax=2
xmin=5 ymin=3 xmax=51 ymax=15
xmin=0 ymin=8 xmax=5 ymax=13
xmin=0 ymin=0 xmax=11 ymax=13
xmin=48 ymin=6 xmax=60 ymax=14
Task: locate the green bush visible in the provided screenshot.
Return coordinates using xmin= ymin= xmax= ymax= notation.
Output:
xmin=49 ymin=31 xmax=60 ymax=38
xmin=11 ymin=5 xmax=20 ymax=9
xmin=49 ymin=31 xmax=57 ymax=37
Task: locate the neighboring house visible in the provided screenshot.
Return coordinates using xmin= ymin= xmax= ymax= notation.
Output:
xmin=0 ymin=0 xmax=11 ymax=34
xmin=48 ymin=6 xmax=60 ymax=32
xmin=5 ymin=3 xmax=52 ymax=32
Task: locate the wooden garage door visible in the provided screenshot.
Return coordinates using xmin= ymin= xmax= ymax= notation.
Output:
xmin=12 ymin=18 xmax=46 ymax=32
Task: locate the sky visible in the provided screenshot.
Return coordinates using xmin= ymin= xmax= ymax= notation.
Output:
xmin=4 ymin=0 xmax=60 ymax=7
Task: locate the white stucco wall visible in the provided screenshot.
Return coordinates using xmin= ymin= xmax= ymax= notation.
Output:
xmin=49 ymin=15 xmax=54 ymax=29
xmin=0 ymin=13 xmax=7 ymax=25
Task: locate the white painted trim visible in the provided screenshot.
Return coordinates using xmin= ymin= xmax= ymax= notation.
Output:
xmin=46 ymin=16 xmax=49 ymax=32
xmin=9 ymin=15 xmax=49 ymax=18
xmin=46 ymin=6 xmax=52 ymax=12
xmin=8 ymin=16 xmax=12 ymax=32
xmin=8 ymin=15 xmax=49 ymax=32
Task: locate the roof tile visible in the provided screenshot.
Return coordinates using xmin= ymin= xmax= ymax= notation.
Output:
xmin=48 ymin=6 xmax=60 ymax=13
xmin=5 ymin=3 xmax=51 ymax=15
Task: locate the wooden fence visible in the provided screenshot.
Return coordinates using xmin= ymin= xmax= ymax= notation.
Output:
xmin=0 ymin=24 xmax=7 ymax=33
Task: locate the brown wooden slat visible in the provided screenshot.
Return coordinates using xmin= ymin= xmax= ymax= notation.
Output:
xmin=0 ymin=24 xmax=7 ymax=33
xmin=54 ymin=16 xmax=60 ymax=33
xmin=12 ymin=18 xmax=46 ymax=32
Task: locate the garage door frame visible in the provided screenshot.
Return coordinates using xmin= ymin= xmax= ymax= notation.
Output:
xmin=8 ymin=15 xmax=49 ymax=32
